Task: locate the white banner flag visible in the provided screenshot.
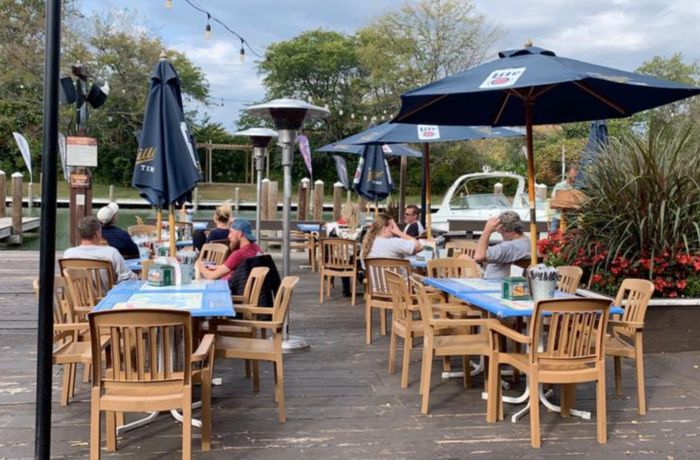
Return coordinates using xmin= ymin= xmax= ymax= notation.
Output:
xmin=58 ymin=132 xmax=70 ymax=181
xmin=12 ymin=132 xmax=32 ymax=183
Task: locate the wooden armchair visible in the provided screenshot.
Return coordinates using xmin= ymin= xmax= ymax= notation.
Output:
xmin=364 ymin=258 xmax=412 ymax=344
xmin=199 ymin=243 xmax=230 ymax=265
xmin=63 ymin=267 xmax=98 ymax=321
xmin=210 ymin=276 xmax=300 ymax=423
xmin=127 ymin=224 xmax=157 ymax=238
xmin=88 ymin=309 xmax=215 ymax=460
xmin=557 ymin=266 xmax=583 ymax=294
xmin=411 ymin=276 xmax=491 ymax=414
xmin=487 ymin=298 xmax=612 ymax=447
xmin=445 ymin=239 xmax=477 ymax=258
xmin=606 ymin=278 xmax=655 ymax=414
xmin=59 ymin=258 xmax=114 ymax=300
xmin=427 ymin=258 xmax=479 ymax=279
xmin=319 ymin=238 xmax=358 ymax=306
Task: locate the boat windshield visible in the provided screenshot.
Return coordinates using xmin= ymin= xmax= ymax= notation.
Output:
xmin=449 ymin=194 xmax=511 ymax=210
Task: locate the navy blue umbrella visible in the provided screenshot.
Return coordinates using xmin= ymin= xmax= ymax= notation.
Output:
xmin=577 ymin=120 xmax=608 ymax=186
xmin=337 ymin=122 xmax=523 ymax=144
xmin=352 ymin=144 xmax=393 ymax=203
xmin=317 ymin=141 xmax=422 ymax=157
xmin=133 ymin=57 xmax=202 ymax=255
xmin=395 ymin=43 xmax=700 ymax=263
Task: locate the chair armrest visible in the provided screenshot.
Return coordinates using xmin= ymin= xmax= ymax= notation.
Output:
xmin=55 ymin=323 xmax=89 ymax=332
xmin=432 ymin=303 xmax=473 ymax=312
xmin=429 ymin=318 xmax=490 ymax=329
xmin=231 ymin=295 xmax=245 ymax=303
xmin=192 ymin=334 xmax=215 ymax=363
xmin=218 ymin=319 xmax=283 ymax=330
xmin=608 ymin=320 xmax=644 ymax=330
xmin=235 ymin=305 xmax=272 ymax=315
xmin=489 ymin=321 xmax=531 ymax=344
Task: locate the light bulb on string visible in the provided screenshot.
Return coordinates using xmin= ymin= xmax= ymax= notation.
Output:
xmin=363 ymin=115 xmax=367 ymax=121
xmin=351 ymin=113 xmax=355 ymax=119
xmin=339 ymin=109 xmax=344 ymax=116
xmin=324 ymin=104 xmax=329 ymax=111
xmin=239 ymin=39 xmax=245 ymax=62
xmin=165 ymin=0 xmax=172 ymax=9
xmin=205 ymin=14 xmax=211 ymax=39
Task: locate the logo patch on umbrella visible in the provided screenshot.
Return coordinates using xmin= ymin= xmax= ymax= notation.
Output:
xmin=479 ymin=67 xmax=526 ymax=89
xmin=382 ymin=144 xmax=393 ymax=153
xmin=417 ymin=125 xmax=441 ymax=140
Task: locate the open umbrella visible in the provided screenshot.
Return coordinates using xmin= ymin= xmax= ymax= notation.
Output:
xmin=133 ymin=55 xmax=202 ymax=256
xmin=395 ymin=42 xmax=700 ymax=264
xmin=321 ymin=122 xmax=523 ymax=237
xmin=317 ymin=141 xmax=422 ymax=157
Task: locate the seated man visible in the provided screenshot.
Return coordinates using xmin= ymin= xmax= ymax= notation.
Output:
xmin=402 ymin=205 xmax=425 ymax=238
xmin=464 ymin=211 xmax=531 ymax=278
xmin=97 ymin=202 xmax=139 ymax=259
xmin=63 ymin=216 xmax=139 ymax=283
xmin=197 ymin=219 xmax=263 ymax=281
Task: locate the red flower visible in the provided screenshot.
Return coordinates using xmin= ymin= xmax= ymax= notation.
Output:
xmin=610 ymin=266 xmax=621 ymax=275
xmin=591 ymin=274 xmax=602 ymax=284
xmin=669 ymin=291 xmax=678 ymax=298
xmin=677 ymin=280 xmax=687 ymax=290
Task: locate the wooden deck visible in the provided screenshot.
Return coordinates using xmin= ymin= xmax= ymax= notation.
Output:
xmin=2 ymin=250 xmax=700 ymax=459
xmin=0 ymin=217 xmax=40 ymax=242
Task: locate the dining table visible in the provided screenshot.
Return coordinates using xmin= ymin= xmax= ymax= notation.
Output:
xmin=424 ymin=276 xmax=623 ymax=422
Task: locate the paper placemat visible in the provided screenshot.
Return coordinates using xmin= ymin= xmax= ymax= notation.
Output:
xmin=120 ymin=292 xmax=203 ymax=310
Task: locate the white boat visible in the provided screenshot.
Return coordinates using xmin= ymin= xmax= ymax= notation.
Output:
xmin=430 ymin=171 xmax=549 ymax=235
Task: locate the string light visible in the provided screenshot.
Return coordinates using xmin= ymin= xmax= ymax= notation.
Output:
xmin=363 ymin=115 xmax=367 ymax=121
xmin=239 ymin=39 xmax=245 ymax=62
xmin=351 ymin=113 xmax=355 ymax=119
xmin=339 ymin=109 xmax=344 ymax=116
xmin=324 ymin=104 xmax=329 ymax=111
xmin=205 ymin=14 xmax=211 ymax=40
xmin=165 ymin=0 xmax=172 ymax=9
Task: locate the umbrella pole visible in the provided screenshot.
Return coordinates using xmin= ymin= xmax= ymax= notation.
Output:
xmin=525 ymin=101 xmax=538 ymax=266
xmin=169 ymin=204 xmax=176 ymax=257
xmin=423 ymin=143 xmax=432 ymax=239
xmin=399 ymin=155 xmax=407 ymax=217
xmin=420 ymin=146 xmax=427 ymax=229
xmin=156 ymin=208 xmax=162 ymax=242
xmin=254 ymin=147 xmax=265 ymax=242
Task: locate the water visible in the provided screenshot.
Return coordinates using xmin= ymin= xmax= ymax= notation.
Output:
xmin=5 ymin=208 xmax=333 ymax=251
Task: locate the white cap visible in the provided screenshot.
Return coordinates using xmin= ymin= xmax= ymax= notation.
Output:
xmin=97 ymin=202 xmax=119 ymax=225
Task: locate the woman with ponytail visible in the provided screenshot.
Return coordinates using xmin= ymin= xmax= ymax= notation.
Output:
xmin=193 ymin=201 xmax=234 ymax=251
xmin=361 ymin=213 xmax=422 ymax=263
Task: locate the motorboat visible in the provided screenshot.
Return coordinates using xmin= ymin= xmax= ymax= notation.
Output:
xmin=430 ymin=170 xmax=549 ymax=235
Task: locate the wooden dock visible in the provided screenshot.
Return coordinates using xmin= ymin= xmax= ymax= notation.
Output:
xmin=0 ymin=217 xmax=40 ymax=242
xmin=2 ymin=250 xmax=700 ymax=459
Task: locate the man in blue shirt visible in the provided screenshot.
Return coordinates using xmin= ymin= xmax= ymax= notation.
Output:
xmin=97 ymin=203 xmax=139 ymax=259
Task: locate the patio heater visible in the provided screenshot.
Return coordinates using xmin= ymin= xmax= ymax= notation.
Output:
xmin=234 ymin=128 xmax=278 ymax=236
xmin=245 ymin=99 xmax=330 ymax=353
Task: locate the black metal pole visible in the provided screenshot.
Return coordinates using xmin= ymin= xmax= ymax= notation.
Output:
xmin=420 ymin=144 xmax=427 ymax=228
xmin=35 ymin=0 xmax=61 ymax=458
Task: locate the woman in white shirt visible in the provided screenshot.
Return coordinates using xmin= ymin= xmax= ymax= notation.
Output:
xmin=361 ymin=213 xmax=423 ymax=261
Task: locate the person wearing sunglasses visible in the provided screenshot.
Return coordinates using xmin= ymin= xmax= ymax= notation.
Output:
xmin=402 ymin=205 xmax=424 ymax=238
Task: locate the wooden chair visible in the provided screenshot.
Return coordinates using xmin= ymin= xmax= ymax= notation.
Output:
xmin=487 ymin=298 xmax=612 ymax=447
xmin=319 ymin=238 xmax=358 ymax=306
xmin=364 ymin=258 xmax=412 ymax=344
xmin=557 ymin=266 xmax=583 ymax=294
xmin=59 ymin=258 xmax=114 ymax=300
xmin=411 ymin=276 xmax=491 ymax=414
xmin=210 ymin=276 xmax=300 ymax=423
xmin=88 ymin=309 xmax=215 ymax=460
xmin=427 ymin=258 xmax=480 ymax=279
xmin=63 ymin=267 xmax=98 ymax=321
xmin=606 ymin=279 xmax=655 ymax=415
xmin=199 ymin=243 xmax=230 ymax=266
xmin=385 ymin=271 xmax=424 ymax=388
xmin=445 ymin=239 xmax=477 ymax=258
xmin=127 ymin=224 xmax=157 ymax=238
xmin=139 ymin=259 xmax=154 ymax=281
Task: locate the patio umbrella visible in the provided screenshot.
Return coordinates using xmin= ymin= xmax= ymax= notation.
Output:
xmin=317 ymin=142 xmax=422 ymax=157
xmin=395 ymin=42 xmax=700 ymax=264
xmin=353 ymin=144 xmax=393 ymax=205
xmin=576 ymin=120 xmax=608 ymax=186
xmin=322 ymin=122 xmax=523 ymax=237
xmin=133 ymin=55 xmax=202 ymax=256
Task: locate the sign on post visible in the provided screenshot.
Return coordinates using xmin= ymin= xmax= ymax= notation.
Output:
xmin=66 ymin=137 xmax=98 ymax=167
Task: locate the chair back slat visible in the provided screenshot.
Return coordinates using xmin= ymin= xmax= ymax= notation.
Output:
xmin=386 ymin=271 xmax=413 ymax=323
xmin=63 ymin=267 xmax=97 ymax=315
xmin=410 ymin=276 xmax=437 ymax=323
xmin=614 ymin=279 xmax=654 ymax=336
xmin=320 ymin=238 xmax=357 ymax=270
xmin=365 ymin=258 xmax=411 ymax=297
xmin=200 ymin=243 xmax=229 ymax=266
xmin=90 ymin=310 xmax=192 ymax=387
xmin=243 ymin=267 xmax=270 ymax=305
xmin=445 ymin=240 xmax=477 ymax=258
xmin=272 ymin=277 xmax=300 ymax=323
xmin=532 ymin=298 xmax=610 ymax=365
xmin=427 ymin=258 xmax=479 ymax=278
xmin=59 ymin=258 xmax=114 ymax=298
xmin=557 ymin=266 xmax=583 ymax=294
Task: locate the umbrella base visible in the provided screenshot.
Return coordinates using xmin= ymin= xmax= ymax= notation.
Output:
xmin=282 ymin=335 xmax=311 ymax=354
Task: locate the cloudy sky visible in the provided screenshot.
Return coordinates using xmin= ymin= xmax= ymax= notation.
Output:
xmin=81 ymin=0 xmax=700 ymax=131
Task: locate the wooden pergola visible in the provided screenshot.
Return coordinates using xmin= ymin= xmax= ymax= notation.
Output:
xmin=195 ymin=141 xmax=257 ymax=183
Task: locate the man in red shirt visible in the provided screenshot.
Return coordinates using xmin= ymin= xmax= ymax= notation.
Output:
xmin=197 ymin=218 xmax=263 ymax=281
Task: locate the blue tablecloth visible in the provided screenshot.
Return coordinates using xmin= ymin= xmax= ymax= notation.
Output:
xmin=111 ymin=280 xmax=230 ymax=293
xmin=407 ymin=256 xmax=427 ymax=268
xmin=297 ymin=224 xmax=321 ymax=233
xmin=424 ymin=277 xmax=502 ymax=296
xmin=125 ymin=259 xmax=142 ymax=271
xmin=176 ymin=240 xmax=193 ymax=248
xmin=94 ymin=289 xmax=234 ymax=318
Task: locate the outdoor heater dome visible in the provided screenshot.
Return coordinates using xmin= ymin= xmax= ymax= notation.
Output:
xmin=245 ymin=98 xmax=330 ymax=132
xmin=234 ymin=127 xmax=278 ymax=148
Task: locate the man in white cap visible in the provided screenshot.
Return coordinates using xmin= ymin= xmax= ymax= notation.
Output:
xmin=97 ymin=202 xmax=139 ymax=259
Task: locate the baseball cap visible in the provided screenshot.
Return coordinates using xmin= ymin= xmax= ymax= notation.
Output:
xmin=97 ymin=202 xmax=119 ymax=225
xmin=230 ymin=218 xmax=256 ymax=242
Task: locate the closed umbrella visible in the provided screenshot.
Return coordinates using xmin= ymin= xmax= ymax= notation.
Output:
xmin=395 ymin=43 xmax=700 ymax=264
xmin=133 ymin=55 xmax=202 ymax=256
xmin=353 ymin=144 xmax=393 ymax=209
xmin=576 ymin=120 xmax=608 ymax=186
